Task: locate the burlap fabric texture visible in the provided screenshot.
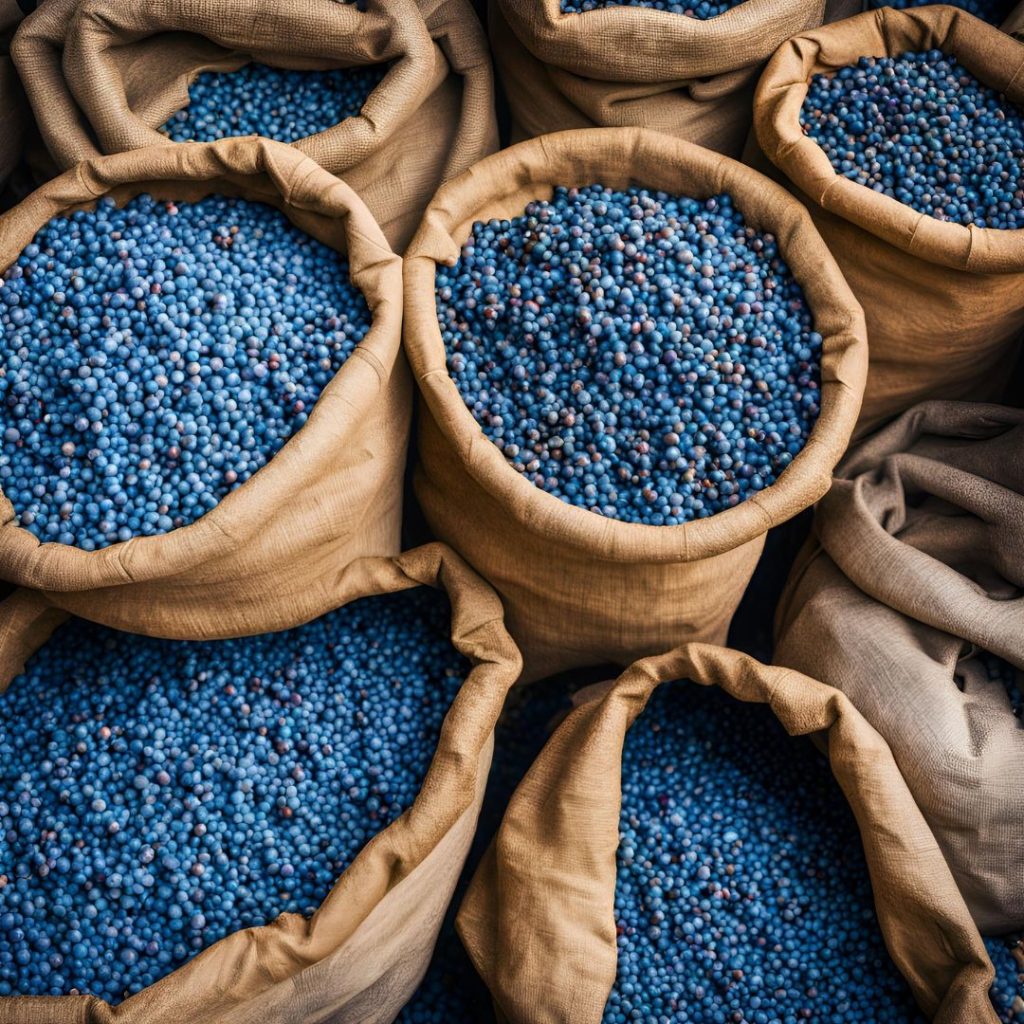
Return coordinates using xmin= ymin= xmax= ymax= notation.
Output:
xmin=404 ymin=127 xmax=867 ymax=682
xmin=0 ymin=543 xmax=522 ymax=1024
xmin=776 ymin=400 xmax=1024 ymax=935
xmin=0 ymin=137 xmax=410 ymax=642
xmin=458 ymin=644 xmax=999 ymax=1024
xmin=754 ymin=5 xmax=1024 ymax=434
xmin=489 ymin=0 xmax=830 ymax=157
xmin=11 ymin=0 xmax=498 ymax=251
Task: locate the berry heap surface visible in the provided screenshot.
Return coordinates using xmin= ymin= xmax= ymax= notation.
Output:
xmin=801 ymin=50 xmax=1024 ymax=229
xmin=559 ymin=0 xmax=746 ymax=14
xmin=988 ymin=934 xmax=1024 ymax=1023
xmin=0 ymin=587 xmax=467 ymax=1002
xmin=437 ymin=185 xmax=821 ymax=526
xmin=162 ymin=63 xmax=388 ymax=143
xmin=0 ymin=194 xmax=369 ymax=549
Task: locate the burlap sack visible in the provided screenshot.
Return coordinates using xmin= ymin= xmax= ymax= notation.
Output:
xmin=404 ymin=127 xmax=867 ymax=681
xmin=754 ymin=6 xmax=1024 ymax=434
xmin=775 ymin=400 xmax=1024 ymax=935
xmin=0 ymin=542 xmax=522 ymax=1024
xmin=0 ymin=136 xmax=410 ymax=641
xmin=458 ymin=644 xmax=998 ymax=1024
xmin=489 ymin=0 xmax=830 ymax=157
xmin=11 ymin=0 xmax=498 ymax=251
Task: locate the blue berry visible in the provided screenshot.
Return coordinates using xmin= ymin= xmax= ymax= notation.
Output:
xmin=0 ymin=194 xmax=370 ymax=549
xmin=397 ymin=673 xmax=579 ymax=1022
xmin=161 ymin=63 xmax=389 ymax=144
xmin=559 ymin=0 xmax=747 ymax=16
xmin=801 ymin=49 xmax=1024 ymax=229
xmin=0 ymin=586 xmax=467 ymax=1002
xmin=867 ymin=0 xmax=1016 ymax=24
xmin=607 ymin=681 xmax=928 ymax=1024
xmin=436 ymin=185 xmax=822 ymax=525
xmin=987 ymin=934 xmax=1024 ymax=1022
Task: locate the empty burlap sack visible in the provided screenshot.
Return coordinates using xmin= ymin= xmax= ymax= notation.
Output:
xmin=458 ymin=644 xmax=997 ymax=1024
xmin=754 ymin=6 xmax=1024 ymax=434
xmin=489 ymin=0 xmax=829 ymax=157
xmin=404 ymin=127 xmax=867 ymax=681
xmin=775 ymin=400 xmax=1024 ymax=935
xmin=0 ymin=136 xmax=410 ymax=641
xmin=11 ymin=0 xmax=497 ymax=251
xmin=0 ymin=542 xmax=522 ymax=1024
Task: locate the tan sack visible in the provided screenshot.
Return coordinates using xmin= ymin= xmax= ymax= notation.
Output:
xmin=403 ymin=127 xmax=867 ymax=682
xmin=11 ymin=0 xmax=498 ymax=251
xmin=458 ymin=643 xmax=998 ymax=1024
xmin=775 ymin=399 xmax=1024 ymax=934
xmin=489 ymin=0 xmax=829 ymax=156
xmin=754 ymin=6 xmax=1024 ymax=433
xmin=0 ymin=542 xmax=523 ymax=1024
xmin=0 ymin=137 xmax=410 ymax=641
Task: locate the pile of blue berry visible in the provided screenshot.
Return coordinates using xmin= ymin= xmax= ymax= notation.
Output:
xmin=0 ymin=194 xmax=369 ymax=549
xmin=868 ymin=0 xmax=1016 ymax=25
xmin=161 ymin=63 xmax=389 ymax=143
xmin=559 ymin=0 xmax=746 ymax=15
xmin=801 ymin=50 xmax=1024 ymax=229
xmin=397 ymin=673 xmax=579 ymax=1022
xmin=437 ymin=186 xmax=822 ymax=525
xmin=0 ymin=586 xmax=467 ymax=1002
xmin=988 ymin=935 xmax=1024 ymax=1023
xmin=607 ymin=681 xmax=928 ymax=1024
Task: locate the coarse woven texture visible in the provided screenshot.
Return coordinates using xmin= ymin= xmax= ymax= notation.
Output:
xmin=10 ymin=0 xmax=498 ymax=251
xmin=457 ymin=644 xmax=998 ymax=1024
xmin=489 ymin=0 xmax=827 ymax=157
xmin=754 ymin=5 xmax=1024 ymax=433
xmin=775 ymin=400 xmax=1024 ymax=934
xmin=0 ymin=542 xmax=523 ymax=1024
xmin=0 ymin=136 xmax=410 ymax=642
xmin=403 ymin=128 xmax=867 ymax=681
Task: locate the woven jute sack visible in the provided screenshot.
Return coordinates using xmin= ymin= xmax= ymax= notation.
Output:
xmin=404 ymin=128 xmax=867 ymax=682
xmin=0 ymin=136 xmax=410 ymax=641
xmin=754 ymin=6 xmax=1024 ymax=434
xmin=11 ymin=0 xmax=497 ymax=252
xmin=775 ymin=400 xmax=1024 ymax=935
xmin=0 ymin=542 xmax=523 ymax=1024
xmin=489 ymin=0 xmax=828 ymax=157
xmin=458 ymin=644 xmax=998 ymax=1024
